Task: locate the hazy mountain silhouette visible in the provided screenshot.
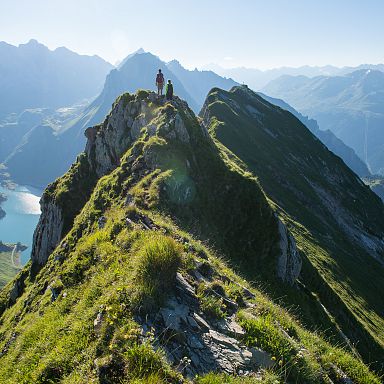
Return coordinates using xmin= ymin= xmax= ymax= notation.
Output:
xmin=263 ymin=69 xmax=384 ymax=174
xmin=258 ymin=93 xmax=371 ymax=177
xmin=1 ymin=47 xmax=377 ymax=189
xmin=167 ymin=60 xmax=237 ymax=107
xmin=1 ymin=51 xmax=233 ymax=186
xmin=206 ymin=63 xmax=384 ymax=90
xmin=0 ymin=39 xmax=113 ymax=118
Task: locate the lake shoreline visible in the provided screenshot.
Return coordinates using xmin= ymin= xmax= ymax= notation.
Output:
xmin=0 ymin=240 xmax=28 ymax=253
xmin=0 ymin=241 xmax=27 ymax=269
xmin=0 ymin=184 xmax=41 ymax=265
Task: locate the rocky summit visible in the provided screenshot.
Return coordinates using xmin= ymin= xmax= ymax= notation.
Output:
xmin=0 ymin=90 xmax=381 ymax=383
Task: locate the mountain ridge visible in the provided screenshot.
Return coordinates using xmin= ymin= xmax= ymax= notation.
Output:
xmin=0 ymin=89 xmax=380 ymax=383
xmin=201 ymin=85 xmax=384 ymax=371
xmin=257 ymin=92 xmax=371 ymax=178
xmin=0 ymin=39 xmax=113 ymax=118
xmin=1 ymin=46 xmax=377 ymax=195
xmin=262 ymin=69 xmax=384 ymax=174
xmin=1 ymin=51 xmax=237 ymax=188
xmin=205 ymin=63 xmax=384 ymax=90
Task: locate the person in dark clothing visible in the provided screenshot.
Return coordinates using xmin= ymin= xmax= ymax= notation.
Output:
xmin=166 ymin=79 xmax=173 ymax=101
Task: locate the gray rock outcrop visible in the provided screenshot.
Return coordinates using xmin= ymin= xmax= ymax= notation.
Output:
xmin=85 ymin=97 xmax=147 ymax=177
xmin=135 ymin=271 xmax=274 ymax=378
xmin=30 ymin=93 xmax=196 ymax=273
xmin=277 ymin=219 xmax=302 ymax=284
xmin=30 ymin=194 xmax=64 ymax=271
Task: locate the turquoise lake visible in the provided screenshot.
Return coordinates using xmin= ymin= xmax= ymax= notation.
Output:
xmin=0 ymin=185 xmax=41 ymax=265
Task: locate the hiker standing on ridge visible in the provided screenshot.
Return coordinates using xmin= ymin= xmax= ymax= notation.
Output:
xmin=156 ymin=69 xmax=164 ymax=96
xmin=166 ymin=79 xmax=174 ymax=101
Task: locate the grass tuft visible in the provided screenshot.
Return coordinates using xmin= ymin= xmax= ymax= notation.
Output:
xmin=131 ymin=233 xmax=182 ymax=312
xmin=196 ymin=371 xmax=281 ymax=383
xmin=124 ymin=342 xmax=180 ymax=382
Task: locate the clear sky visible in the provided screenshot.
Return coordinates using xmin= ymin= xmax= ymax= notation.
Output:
xmin=0 ymin=0 xmax=383 ymax=69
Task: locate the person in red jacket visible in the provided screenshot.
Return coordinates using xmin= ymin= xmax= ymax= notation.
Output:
xmin=156 ymin=69 xmax=164 ymax=96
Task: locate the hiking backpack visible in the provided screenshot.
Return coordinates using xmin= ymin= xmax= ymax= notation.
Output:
xmin=156 ymin=73 xmax=164 ymax=83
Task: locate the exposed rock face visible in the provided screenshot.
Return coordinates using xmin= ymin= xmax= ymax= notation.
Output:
xmin=307 ymin=177 xmax=384 ymax=266
xmin=85 ymin=96 xmax=143 ymax=177
xmin=136 ymin=271 xmax=274 ymax=378
xmin=30 ymin=194 xmax=64 ymax=270
xmin=160 ymin=113 xmax=190 ymax=143
xmin=277 ymin=219 xmax=302 ymax=284
xmin=30 ymin=154 xmax=97 ymax=274
xmin=85 ymin=93 xmax=198 ymax=178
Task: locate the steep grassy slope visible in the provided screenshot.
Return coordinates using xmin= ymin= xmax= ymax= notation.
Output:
xmin=0 ymin=91 xmax=380 ymax=383
xmin=262 ymin=70 xmax=384 ymax=174
xmin=0 ymin=252 xmax=19 ymax=289
xmin=257 ymin=93 xmax=371 ymax=178
xmin=201 ymin=86 xmax=384 ymax=372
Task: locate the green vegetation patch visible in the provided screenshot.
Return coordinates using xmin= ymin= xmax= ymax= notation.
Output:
xmin=131 ymin=233 xmax=182 ymax=312
xmin=0 ymin=251 xmax=20 ymax=288
xmin=238 ymin=308 xmax=381 ymax=384
xmin=196 ymin=371 xmax=281 ymax=384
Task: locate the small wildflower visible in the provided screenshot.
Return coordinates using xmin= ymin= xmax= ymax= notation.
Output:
xmin=271 ymin=356 xmax=276 ymax=361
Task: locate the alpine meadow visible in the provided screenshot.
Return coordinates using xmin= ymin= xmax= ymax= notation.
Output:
xmin=0 ymin=1 xmax=383 ymax=383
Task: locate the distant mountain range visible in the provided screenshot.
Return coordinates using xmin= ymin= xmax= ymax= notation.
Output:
xmin=0 ymin=49 xmax=238 ymax=187
xmin=166 ymin=59 xmax=237 ymax=107
xmin=262 ymin=69 xmax=384 ymax=175
xmin=0 ymin=40 xmax=113 ymax=119
xmin=0 ymin=41 xmax=380 ymax=191
xmin=258 ymin=93 xmax=371 ymax=177
xmin=205 ymin=63 xmax=384 ymax=90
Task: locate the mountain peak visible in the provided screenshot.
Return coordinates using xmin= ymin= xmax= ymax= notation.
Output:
xmin=117 ymin=48 xmax=149 ymax=68
xmin=26 ymin=38 xmax=40 ymax=45
xmin=99 ymin=52 xmax=200 ymax=112
xmin=22 ymin=39 xmax=46 ymax=48
xmin=167 ymin=59 xmax=183 ymax=68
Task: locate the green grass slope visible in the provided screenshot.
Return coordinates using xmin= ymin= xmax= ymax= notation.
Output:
xmin=0 ymin=251 xmax=20 ymax=289
xmin=0 ymin=91 xmax=381 ymax=383
xmin=201 ymin=85 xmax=384 ymax=372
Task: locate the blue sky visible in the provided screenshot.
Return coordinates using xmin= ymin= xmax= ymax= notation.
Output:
xmin=1 ymin=0 xmax=383 ymax=69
